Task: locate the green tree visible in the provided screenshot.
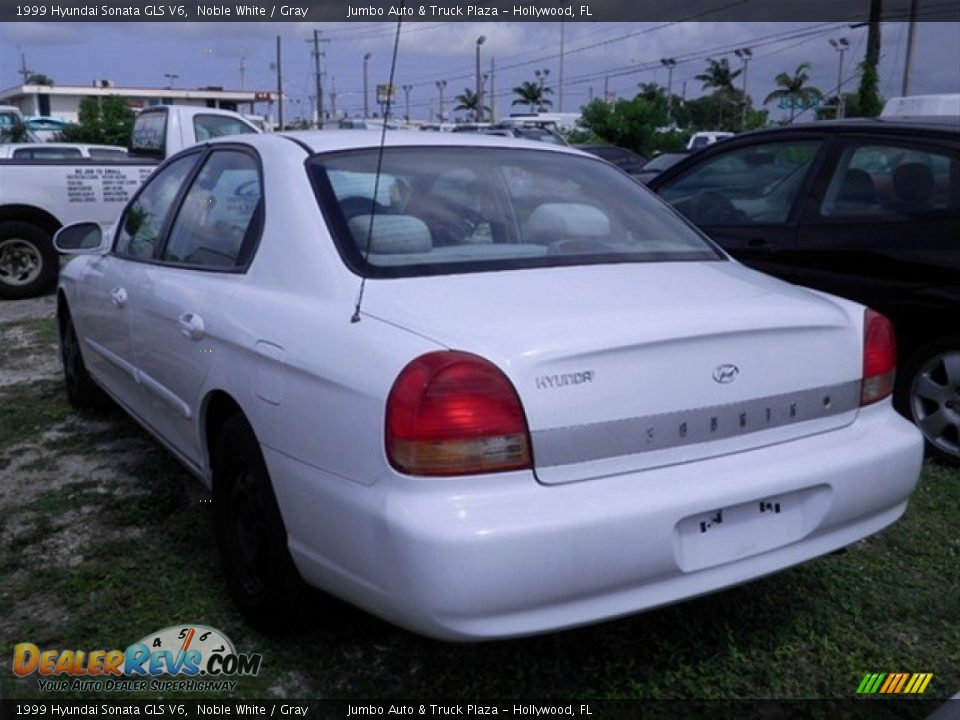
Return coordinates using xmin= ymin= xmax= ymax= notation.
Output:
xmin=578 ymin=94 xmax=670 ymax=156
xmin=763 ymin=63 xmax=825 ymax=122
xmin=453 ymin=88 xmax=489 ymax=121
xmin=695 ymin=58 xmax=742 ymax=93
xmin=853 ymin=62 xmax=884 ymax=118
xmin=512 ymin=81 xmax=552 ymax=112
xmin=26 ymin=73 xmax=54 ymax=86
xmin=59 ymin=96 xmax=135 ymax=146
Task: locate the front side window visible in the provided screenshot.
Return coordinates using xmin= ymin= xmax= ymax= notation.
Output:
xmin=193 ymin=114 xmax=257 ymax=142
xmin=13 ymin=147 xmax=83 ymax=159
xmin=163 ymin=150 xmax=262 ymax=268
xmin=309 ymin=146 xmax=722 ymax=278
xmin=114 ymin=153 xmax=198 ymax=259
xmin=819 ymin=143 xmax=960 ymax=219
xmin=659 ymin=139 xmax=823 ymax=225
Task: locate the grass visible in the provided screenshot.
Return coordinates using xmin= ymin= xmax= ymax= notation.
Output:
xmin=0 ymin=327 xmax=957 ymax=702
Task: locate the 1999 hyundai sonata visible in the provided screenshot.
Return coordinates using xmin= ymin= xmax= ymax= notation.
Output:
xmin=54 ymin=132 xmax=924 ymax=640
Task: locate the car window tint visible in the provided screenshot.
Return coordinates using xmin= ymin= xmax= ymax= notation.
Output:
xmin=13 ymin=147 xmax=83 ymax=159
xmin=820 ymin=143 xmax=960 ymax=218
xmin=164 ymin=151 xmax=262 ymax=268
xmin=659 ymin=140 xmax=822 ymax=225
xmin=88 ymin=148 xmax=128 ymax=159
xmin=193 ymin=114 xmax=257 ymax=142
xmin=309 ymin=146 xmax=722 ymax=278
xmin=114 ymin=154 xmax=198 ymax=259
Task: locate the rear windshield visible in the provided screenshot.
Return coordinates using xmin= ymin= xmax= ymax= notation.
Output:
xmin=308 ymin=146 xmax=722 ymax=278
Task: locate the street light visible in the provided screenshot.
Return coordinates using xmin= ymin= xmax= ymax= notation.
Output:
xmin=659 ymin=58 xmax=676 ymax=121
xmin=402 ymin=84 xmax=413 ymax=122
xmin=829 ymin=38 xmax=849 ymax=119
xmin=475 ymin=36 xmax=486 ymax=122
xmin=435 ymin=80 xmax=447 ymax=122
xmin=163 ymin=73 xmax=179 ymax=89
xmin=535 ymin=68 xmax=550 ymax=111
xmin=363 ymin=52 xmax=372 ymax=119
xmin=734 ymin=47 xmax=752 ymax=128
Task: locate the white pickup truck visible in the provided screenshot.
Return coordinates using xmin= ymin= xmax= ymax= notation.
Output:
xmin=0 ymin=105 xmax=259 ymax=299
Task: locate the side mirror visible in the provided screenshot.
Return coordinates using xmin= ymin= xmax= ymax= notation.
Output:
xmin=53 ymin=222 xmax=109 ymax=255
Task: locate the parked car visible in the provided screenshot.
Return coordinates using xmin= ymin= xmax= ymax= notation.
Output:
xmin=576 ymin=144 xmax=647 ymax=175
xmin=0 ymin=105 xmax=258 ymax=299
xmin=687 ymin=131 xmax=735 ymax=150
xmin=634 ymin=151 xmax=691 ymax=183
xmin=0 ymin=143 xmax=128 ymax=160
xmin=648 ymin=117 xmax=960 ymax=465
xmin=54 ymin=131 xmax=922 ymax=640
xmin=482 ymin=124 xmax=568 ymax=145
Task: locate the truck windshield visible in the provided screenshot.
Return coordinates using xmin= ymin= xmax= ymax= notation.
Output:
xmin=308 ymin=146 xmax=722 ymax=278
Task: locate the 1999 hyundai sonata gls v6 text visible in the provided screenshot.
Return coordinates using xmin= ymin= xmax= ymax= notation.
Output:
xmin=54 ymin=132 xmax=924 ymax=640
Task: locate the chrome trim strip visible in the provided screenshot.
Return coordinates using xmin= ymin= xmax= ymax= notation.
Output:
xmin=532 ymin=380 xmax=861 ymax=468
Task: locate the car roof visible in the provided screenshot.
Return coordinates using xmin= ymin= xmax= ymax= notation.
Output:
xmin=736 ymin=115 xmax=960 ymax=139
xmin=226 ymin=129 xmax=584 ymax=156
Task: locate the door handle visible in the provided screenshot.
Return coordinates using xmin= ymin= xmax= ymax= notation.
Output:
xmin=178 ymin=312 xmax=205 ymax=341
xmin=109 ymin=287 xmax=128 ymax=308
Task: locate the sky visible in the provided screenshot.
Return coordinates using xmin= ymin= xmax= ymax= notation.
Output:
xmin=1 ymin=20 xmax=958 ymax=123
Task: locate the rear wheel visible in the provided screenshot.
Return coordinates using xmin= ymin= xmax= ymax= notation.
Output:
xmin=0 ymin=221 xmax=58 ymax=299
xmin=58 ymin=306 xmax=110 ymax=411
xmin=896 ymin=338 xmax=960 ymax=467
xmin=213 ymin=415 xmax=306 ymax=630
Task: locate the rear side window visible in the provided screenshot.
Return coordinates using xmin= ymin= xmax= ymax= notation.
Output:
xmin=13 ymin=147 xmax=83 ymax=159
xmin=88 ymin=148 xmax=128 ymax=160
xmin=819 ymin=143 xmax=960 ymax=218
xmin=658 ymin=140 xmax=822 ymax=225
xmin=163 ymin=150 xmax=262 ymax=268
xmin=114 ymin=154 xmax=199 ymax=259
xmin=193 ymin=115 xmax=257 ymax=141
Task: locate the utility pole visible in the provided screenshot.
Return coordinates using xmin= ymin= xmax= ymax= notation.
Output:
xmin=276 ymin=35 xmax=284 ymax=130
xmin=239 ymin=55 xmax=246 ymax=91
xmin=603 ymin=76 xmax=610 ymax=104
xmin=475 ymin=35 xmax=486 ymax=122
xmin=660 ymin=58 xmax=676 ymax=121
xmin=308 ymin=30 xmax=330 ymax=127
xmin=19 ymin=53 xmax=32 ymax=84
xmin=489 ymin=58 xmax=496 ymax=123
xmin=902 ymin=0 xmax=919 ymax=96
xmin=435 ymin=80 xmax=447 ymax=121
xmin=558 ymin=22 xmax=565 ymax=112
xmin=363 ymin=52 xmax=371 ymax=118
xmin=330 ymin=77 xmax=338 ymax=120
xmin=830 ymin=38 xmax=849 ymax=118
xmin=402 ymin=84 xmax=412 ymax=122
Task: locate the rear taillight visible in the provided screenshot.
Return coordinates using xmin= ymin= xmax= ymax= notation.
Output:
xmin=861 ymin=309 xmax=896 ymax=406
xmin=386 ymin=351 xmax=532 ymax=476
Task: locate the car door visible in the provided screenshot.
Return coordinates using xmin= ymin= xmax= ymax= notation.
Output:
xmin=75 ymin=152 xmax=200 ymax=413
xmin=651 ymin=135 xmax=828 ymax=281
xmin=793 ymin=135 xmax=960 ymax=314
xmin=129 ymin=147 xmax=264 ymax=467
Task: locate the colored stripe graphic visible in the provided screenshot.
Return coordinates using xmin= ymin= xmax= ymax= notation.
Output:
xmin=857 ymin=672 xmax=932 ymax=694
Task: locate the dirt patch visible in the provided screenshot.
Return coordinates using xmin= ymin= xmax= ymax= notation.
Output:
xmin=0 ymin=295 xmax=57 ymax=325
xmin=0 ymin=297 xmax=60 ymax=386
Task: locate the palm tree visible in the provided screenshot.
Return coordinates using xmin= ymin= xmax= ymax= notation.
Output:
xmin=764 ymin=63 xmax=825 ymax=121
xmin=453 ymin=88 xmax=490 ymax=122
xmin=512 ymin=81 xmax=553 ymax=112
xmin=695 ymin=58 xmax=741 ymax=93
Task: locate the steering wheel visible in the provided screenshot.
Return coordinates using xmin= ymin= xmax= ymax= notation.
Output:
xmin=233 ymin=180 xmax=260 ymax=198
xmin=694 ymin=191 xmax=741 ymax=224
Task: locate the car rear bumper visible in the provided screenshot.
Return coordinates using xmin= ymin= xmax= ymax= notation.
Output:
xmin=267 ymin=402 xmax=923 ymax=641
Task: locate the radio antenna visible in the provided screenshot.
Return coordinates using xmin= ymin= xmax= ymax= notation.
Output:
xmin=351 ymin=17 xmax=404 ymax=324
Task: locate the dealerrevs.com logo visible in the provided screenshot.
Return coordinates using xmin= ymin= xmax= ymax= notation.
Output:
xmin=13 ymin=625 xmax=262 ymax=693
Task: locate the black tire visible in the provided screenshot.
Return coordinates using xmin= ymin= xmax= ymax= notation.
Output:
xmin=58 ymin=306 xmax=110 ymax=411
xmin=894 ymin=338 xmax=960 ymax=467
xmin=0 ymin=221 xmax=58 ymax=300
xmin=213 ymin=415 xmax=306 ymax=630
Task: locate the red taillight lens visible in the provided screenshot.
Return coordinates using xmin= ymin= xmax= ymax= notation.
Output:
xmin=861 ymin=309 xmax=897 ymax=406
xmin=386 ymin=351 xmax=533 ymax=476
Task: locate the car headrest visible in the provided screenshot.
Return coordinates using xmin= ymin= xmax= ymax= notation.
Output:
xmin=893 ymin=162 xmax=934 ymax=203
xmin=524 ymin=203 xmax=611 ymax=243
xmin=347 ymin=214 xmax=432 ymax=255
xmin=838 ymin=169 xmax=876 ymax=203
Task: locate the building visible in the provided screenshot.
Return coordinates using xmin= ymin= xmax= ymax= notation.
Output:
xmin=0 ymin=81 xmax=276 ymax=124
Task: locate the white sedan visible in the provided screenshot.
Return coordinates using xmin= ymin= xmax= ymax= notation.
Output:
xmin=54 ymin=131 xmax=924 ymax=641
